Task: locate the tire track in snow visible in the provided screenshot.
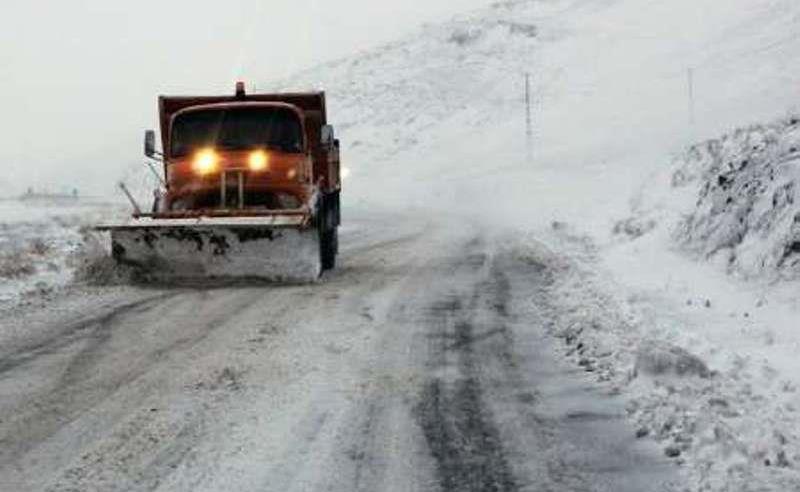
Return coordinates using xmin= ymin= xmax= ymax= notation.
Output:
xmin=414 ymin=238 xmax=519 ymax=492
xmin=0 ymin=294 xmax=171 ymax=376
xmin=0 ymin=289 xmax=265 ymax=471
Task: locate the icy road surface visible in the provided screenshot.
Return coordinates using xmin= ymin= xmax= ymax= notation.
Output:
xmin=0 ymin=212 xmax=682 ymax=491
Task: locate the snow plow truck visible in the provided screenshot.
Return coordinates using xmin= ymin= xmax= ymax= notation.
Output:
xmin=99 ymin=83 xmax=341 ymax=283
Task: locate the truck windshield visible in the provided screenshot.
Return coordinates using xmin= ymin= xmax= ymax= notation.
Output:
xmin=170 ymin=107 xmax=303 ymax=157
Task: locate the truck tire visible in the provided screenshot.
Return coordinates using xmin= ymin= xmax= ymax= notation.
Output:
xmin=321 ymin=227 xmax=337 ymax=271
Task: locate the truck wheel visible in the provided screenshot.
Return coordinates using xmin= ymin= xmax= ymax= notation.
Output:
xmin=320 ymin=228 xmax=337 ymax=271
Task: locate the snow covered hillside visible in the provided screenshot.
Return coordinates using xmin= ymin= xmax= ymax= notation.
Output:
xmin=277 ymin=0 xmax=800 ymax=233
xmin=277 ymin=0 xmax=539 ymax=211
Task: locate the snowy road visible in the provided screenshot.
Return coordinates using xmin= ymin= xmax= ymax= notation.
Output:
xmin=0 ymin=212 xmax=682 ymax=491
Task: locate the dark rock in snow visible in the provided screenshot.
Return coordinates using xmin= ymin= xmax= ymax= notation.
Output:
xmin=708 ymin=397 xmax=729 ymax=408
xmin=613 ymin=216 xmax=657 ymax=239
xmin=634 ymin=341 xmax=711 ymax=379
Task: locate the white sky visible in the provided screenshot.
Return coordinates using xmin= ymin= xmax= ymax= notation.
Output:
xmin=0 ymin=0 xmax=489 ymax=195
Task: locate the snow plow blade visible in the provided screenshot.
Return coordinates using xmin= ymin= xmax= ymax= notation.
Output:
xmin=96 ymin=215 xmax=321 ymax=283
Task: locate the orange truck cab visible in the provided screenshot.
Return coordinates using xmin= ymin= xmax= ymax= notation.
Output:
xmin=139 ymin=83 xmax=342 ymax=270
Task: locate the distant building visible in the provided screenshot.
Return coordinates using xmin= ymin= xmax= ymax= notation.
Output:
xmin=18 ymin=187 xmax=80 ymax=203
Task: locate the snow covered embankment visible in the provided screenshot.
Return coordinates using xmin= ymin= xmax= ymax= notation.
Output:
xmin=619 ymin=117 xmax=800 ymax=281
xmin=521 ymin=223 xmax=800 ymax=492
xmin=557 ymin=117 xmax=800 ymax=491
xmin=671 ymin=119 xmax=800 ymax=280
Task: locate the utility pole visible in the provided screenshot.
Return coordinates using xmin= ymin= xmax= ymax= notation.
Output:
xmin=687 ymin=67 xmax=695 ymax=128
xmin=525 ymin=72 xmax=533 ymax=161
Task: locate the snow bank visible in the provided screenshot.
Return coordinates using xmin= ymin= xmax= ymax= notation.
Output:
xmin=616 ymin=116 xmax=800 ymax=281
xmin=593 ymin=117 xmax=800 ymax=491
xmin=671 ymin=119 xmax=800 ymax=279
xmin=0 ymin=200 xmax=123 ymax=309
xmin=523 ymin=225 xmax=800 ymax=491
xmin=598 ymin=115 xmax=800 ymax=489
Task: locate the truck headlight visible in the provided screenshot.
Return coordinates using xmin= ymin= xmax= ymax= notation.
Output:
xmin=193 ymin=148 xmax=218 ymax=175
xmin=248 ymin=150 xmax=269 ymax=171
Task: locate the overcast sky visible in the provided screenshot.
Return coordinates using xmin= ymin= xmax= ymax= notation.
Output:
xmin=0 ymin=0 xmax=489 ymax=195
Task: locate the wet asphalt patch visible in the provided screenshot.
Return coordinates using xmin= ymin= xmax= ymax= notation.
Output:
xmin=416 ymin=375 xmax=518 ymax=492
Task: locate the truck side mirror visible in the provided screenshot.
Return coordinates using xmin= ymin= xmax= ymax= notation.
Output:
xmin=144 ymin=130 xmax=157 ymax=158
xmin=320 ymin=125 xmax=335 ymax=149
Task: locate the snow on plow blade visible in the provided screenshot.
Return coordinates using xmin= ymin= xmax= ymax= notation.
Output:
xmin=97 ymin=215 xmax=321 ymax=283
